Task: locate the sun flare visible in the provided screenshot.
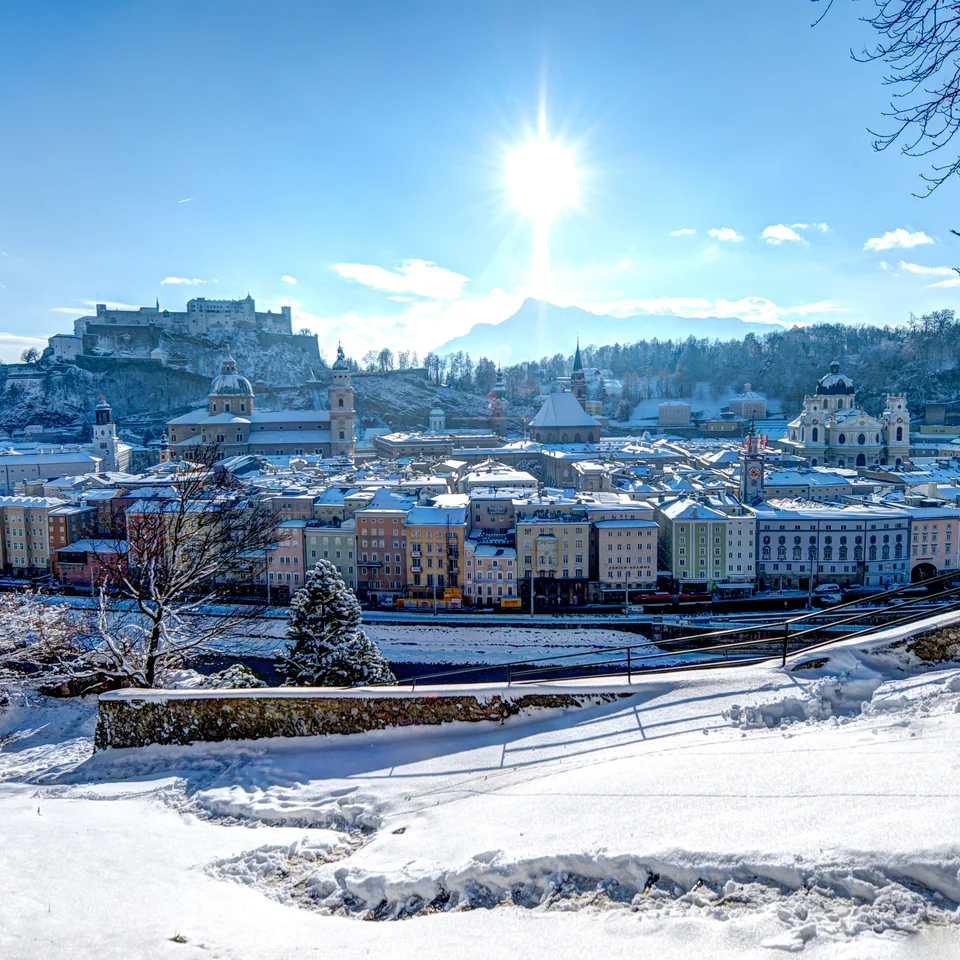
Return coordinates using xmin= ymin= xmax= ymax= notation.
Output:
xmin=504 ymin=114 xmax=581 ymax=298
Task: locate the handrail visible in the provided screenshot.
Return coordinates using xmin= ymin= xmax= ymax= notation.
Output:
xmin=382 ymin=572 xmax=960 ymax=689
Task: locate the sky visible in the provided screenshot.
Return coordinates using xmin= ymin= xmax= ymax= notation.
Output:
xmin=0 ymin=0 xmax=958 ymax=365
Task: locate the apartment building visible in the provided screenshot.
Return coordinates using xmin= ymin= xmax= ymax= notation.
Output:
xmin=594 ymin=518 xmax=659 ymax=598
xmin=405 ymin=496 xmax=468 ymax=601
xmin=514 ymin=496 xmax=591 ymax=607
xmin=355 ymin=492 xmax=415 ymax=602
xmin=463 ymin=541 xmax=518 ymax=606
xmin=0 ymin=496 xmax=68 ymax=576
xmin=751 ymin=500 xmax=910 ymax=589
xmin=305 ymin=518 xmax=357 ymax=590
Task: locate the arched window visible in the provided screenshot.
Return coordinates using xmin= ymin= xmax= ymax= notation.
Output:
xmin=793 ymin=546 xmax=802 ymax=560
xmin=762 ymin=546 xmax=771 ymax=560
xmin=857 ymin=433 xmax=866 ymax=445
xmin=823 ymin=546 xmax=833 ymax=560
xmin=838 ymin=458 xmax=845 ymax=468
xmin=838 ymin=399 xmax=845 ymax=409
xmin=824 ymin=536 xmax=832 ymax=544
xmin=869 ymin=545 xmax=877 ymax=561
xmin=840 ymin=536 xmax=847 ymax=545
xmin=809 ymin=536 xmax=817 ymax=545
xmin=839 ymin=546 xmax=848 ymax=560
xmin=812 ymin=427 xmax=819 ymax=442
xmin=882 ymin=535 xmax=889 ymax=544
xmin=875 ymin=434 xmax=879 ymax=444
xmin=838 ymin=433 xmax=846 ymax=445
xmin=856 ymin=453 xmax=866 ymax=466
xmin=896 ymin=426 xmax=903 ymax=442
xmin=882 ymin=544 xmax=890 ymax=560
xmin=574 ymin=433 xmax=581 ymax=442
xmin=895 ymin=543 xmax=903 ymax=559
xmin=778 ymin=547 xmax=786 ymax=560
xmin=779 ymin=536 xmax=786 ymax=545
xmin=338 ymin=398 xmax=344 ymax=407
xmin=811 ymin=459 xmax=818 ymax=466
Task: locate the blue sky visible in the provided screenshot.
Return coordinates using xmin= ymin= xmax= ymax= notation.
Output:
xmin=0 ymin=0 xmax=957 ymax=363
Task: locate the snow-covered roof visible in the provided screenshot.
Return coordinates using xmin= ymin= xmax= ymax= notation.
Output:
xmin=529 ymin=392 xmax=600 ymax=429
xmin=658 ymin=498 xmax=728 ymax=521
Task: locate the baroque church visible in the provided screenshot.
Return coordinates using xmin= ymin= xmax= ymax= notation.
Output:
xmin=166 ymin=347 xmax=355 ymax=459
xmin=781 ymin=360 xmax=910 ymax=469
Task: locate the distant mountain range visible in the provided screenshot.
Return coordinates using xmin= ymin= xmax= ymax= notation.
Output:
xmin=434 ymin=298 xmax=787 ymax=364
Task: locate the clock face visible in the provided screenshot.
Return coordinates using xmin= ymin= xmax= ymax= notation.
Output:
xmin=749 ymin=467 xmax=760 ymax=479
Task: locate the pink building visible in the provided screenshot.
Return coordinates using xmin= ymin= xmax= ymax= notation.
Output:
xmin=463 ymin=541 xmax=517 ymax=606
xmin=267 ymin=519 xmax=306 ymax=597
xmin=54 ymin=538 xmax=128 ymax=591
xmin=907 ymin=507 xmax=958 ymax=579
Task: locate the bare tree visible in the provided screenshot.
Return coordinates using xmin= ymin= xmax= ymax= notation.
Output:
xmin=20 ymin=347 xmax=40 ymax=364
xmin=0 ymin=592 xmax=94 ymax=694
xmin=815 ymin=0 xmax=960 ymax=194
xmin=90 ymin=449 xmax=278 ymax=688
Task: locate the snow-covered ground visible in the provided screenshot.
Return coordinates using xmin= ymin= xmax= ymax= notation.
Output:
xmin=2 ymin=617 xmax=960 ymax=958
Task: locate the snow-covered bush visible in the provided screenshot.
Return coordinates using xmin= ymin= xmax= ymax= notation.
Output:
xmin=280 ymin=561 xmax=395 ymax=687
xmin=201 ymin=664 xmax=267 ymax=689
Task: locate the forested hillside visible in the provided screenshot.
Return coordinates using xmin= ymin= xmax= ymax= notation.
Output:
xmin=419 ymin=310 xmax=959 ymax=418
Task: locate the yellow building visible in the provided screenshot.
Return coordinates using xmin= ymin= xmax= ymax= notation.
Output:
xmin=404 ymin=496 xmax=468 ymax=600
xmin=0 ymin=496 xmax=67 ymax=576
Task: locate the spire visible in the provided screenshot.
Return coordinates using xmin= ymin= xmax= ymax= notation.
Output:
xmin=572 ymin=337 xmax=583 ymax=373
xmin=155 ymin=297 xmax=160 ymax=310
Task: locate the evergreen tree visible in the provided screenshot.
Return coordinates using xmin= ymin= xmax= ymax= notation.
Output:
xmin=280 ymin=561 xmax=395 ymax=686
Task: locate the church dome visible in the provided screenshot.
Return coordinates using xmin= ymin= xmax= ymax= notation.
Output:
xmin=430 ymin=406 xmax=445 ymax=417
xmin=209 ymin=352 xmax=254 ymax=397
xmin=815 ymin=359 xmax=854 ymax=396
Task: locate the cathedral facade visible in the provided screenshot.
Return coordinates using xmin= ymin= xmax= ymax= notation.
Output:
xmin=166 ymin=347 xmax=355 ymax=460
xmin=781 ymin=360 xmax=910 ymax=469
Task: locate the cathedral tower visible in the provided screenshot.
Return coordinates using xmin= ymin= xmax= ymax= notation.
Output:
xmin=329 ymin=344 xmax=355 ymax=457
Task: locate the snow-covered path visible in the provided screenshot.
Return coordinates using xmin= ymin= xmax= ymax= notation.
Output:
xmin=2 ymin=625 xmax=960 ymax=958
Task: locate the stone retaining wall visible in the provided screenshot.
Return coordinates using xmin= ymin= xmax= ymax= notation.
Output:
xmin=94 ymin=689 xmax=631 ymax=751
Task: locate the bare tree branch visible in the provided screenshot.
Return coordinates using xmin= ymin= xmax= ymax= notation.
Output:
xmin=814 ymin=0 xmax=960 ymax=194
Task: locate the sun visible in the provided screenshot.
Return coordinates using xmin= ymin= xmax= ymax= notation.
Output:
xmin=504 ymin=112 xmax=582 ymax=298
xmin=505 ymin=136 xmax=580 ymax=222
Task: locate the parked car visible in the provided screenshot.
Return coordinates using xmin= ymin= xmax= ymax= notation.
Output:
xmin=813 ymin=592 xmax=842 ymax=607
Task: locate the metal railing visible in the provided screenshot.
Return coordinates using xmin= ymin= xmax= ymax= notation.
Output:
xmin=384 ymin=571 xmax=960 ymax=691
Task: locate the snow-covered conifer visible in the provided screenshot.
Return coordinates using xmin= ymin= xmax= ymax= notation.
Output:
xmin=280 ymin=560 xmax=395 ymax=686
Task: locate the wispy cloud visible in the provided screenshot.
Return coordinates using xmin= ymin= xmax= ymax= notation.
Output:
xmin=292 ymin=287 xmax=521 ymax=358
xmin=897 ymin=261 xmax=955 ymax=277
xmin=669 ymin=228 xmax=696 ymax=237
xmin=864 ymin=228 xmax=934 ymax=251
xmin=929 ymin=277 xmax=960 ymax=288
xmin=0 ymin=333 xmax=50 ymax=363
xmin=52 ymin=299 xmax=143 ymax=314
xmin=281 ymin=275 xmax=297 ymax=285
xmin=762 ymin=224 xmax=805 ymax=245
xmin=707 ymin=227 xmax=743 ymax=242
xmin=176 ymin=198 xmax=194 ymax=204
xmin=332 ymin=258 xmax=468 ymax=300
xmin=160 ymin=277 xmax=204 ymax=285
xmin=577 ymin=295 xmax=849 ymax=326
xmin=791 ymin=222 xmax=830 ymax=232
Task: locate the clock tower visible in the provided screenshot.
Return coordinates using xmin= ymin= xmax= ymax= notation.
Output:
xmin=739 ymin=432 xmax=766 ymax=503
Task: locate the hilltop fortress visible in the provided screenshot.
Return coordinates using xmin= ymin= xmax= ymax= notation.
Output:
xmin=49 ymin=295 xmax=293 ymax=363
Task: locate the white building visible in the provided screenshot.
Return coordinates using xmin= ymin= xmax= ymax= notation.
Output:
xmin=751 ymin=499 xmax=910 ymax=589
xmin=782 ymin=360 xmax=910 ymax=469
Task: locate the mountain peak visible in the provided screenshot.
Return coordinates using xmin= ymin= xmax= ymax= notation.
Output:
xmin=434 ymin=299 xmax=778 ymax=364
